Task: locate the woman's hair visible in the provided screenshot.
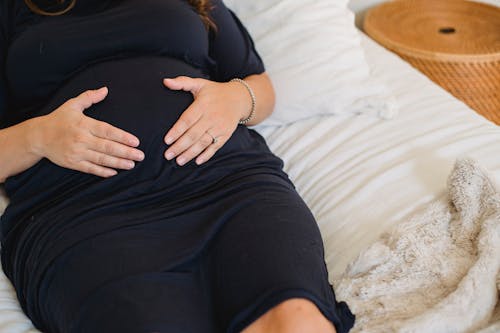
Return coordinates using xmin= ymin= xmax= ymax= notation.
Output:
xmin=23 ymin=0 xmax=216 ymax=29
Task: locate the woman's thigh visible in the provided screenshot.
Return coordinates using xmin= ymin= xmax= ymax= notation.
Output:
xmin=37 ymin=228 xmax=216 ymax=333
xmin=204 ymin=185 xmax=354 ymax=333
xmin=70 ymin=270 xmax=215 ymax=333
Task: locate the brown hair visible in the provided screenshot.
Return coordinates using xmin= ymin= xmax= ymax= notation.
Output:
xmin=24 ymin=0 xmax=216 ymax=29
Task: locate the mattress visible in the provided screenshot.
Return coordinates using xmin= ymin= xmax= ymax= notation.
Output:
xmin=0 ymin=32 xmax=499 ymax=332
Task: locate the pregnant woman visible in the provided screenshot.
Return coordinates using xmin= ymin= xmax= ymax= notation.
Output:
xmin=0 ymin=0 xmax=355 ymax=332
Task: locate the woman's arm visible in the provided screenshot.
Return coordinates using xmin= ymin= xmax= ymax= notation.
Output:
xmin=0 ymin=88 xmax=145 ymax=183
xmin=161 ymin=72 xmax=275 ymax=166
xmin=0 ymin=117 xmax=42 ymax=183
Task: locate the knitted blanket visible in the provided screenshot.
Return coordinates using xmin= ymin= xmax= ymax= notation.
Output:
xmin=335 ymin=158 xmax=500 ymax=333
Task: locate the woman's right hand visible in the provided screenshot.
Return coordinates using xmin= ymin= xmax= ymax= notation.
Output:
xmin=32 ymin=87 xmax=145 ymax=178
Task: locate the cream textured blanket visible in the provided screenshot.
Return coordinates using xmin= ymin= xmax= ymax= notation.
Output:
xmin=335 ymin=158 xmax=500 ymax=333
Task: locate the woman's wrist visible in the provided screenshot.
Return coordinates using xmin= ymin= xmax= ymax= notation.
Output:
xmin=25 ymin=116 xmax=47 ymax=158
xmin=230 ymin=78 xmax=256 ymax=125
xmin=222 ymin=73 xmax=275 ymax=127
xmin=227 ymin=79 xmax=254 ymax=124
xmin=0 ymin=118 xmax=45 ymax=182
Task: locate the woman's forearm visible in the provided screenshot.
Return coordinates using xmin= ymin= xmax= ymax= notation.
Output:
xmin=232 ymin=72 xmax=275 ymax=126
xmin=0 ymin=117 xmax=42 ymax=183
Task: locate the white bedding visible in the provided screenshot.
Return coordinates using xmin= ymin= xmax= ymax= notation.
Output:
xmin=257 ymin=32 xmax=500 ymax=281
xmin=0 ymin=32 xmax=499 ymax=333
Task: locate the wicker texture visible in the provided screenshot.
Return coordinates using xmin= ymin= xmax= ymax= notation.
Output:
xmin=364 ymin=0 xmax=500 ymax=124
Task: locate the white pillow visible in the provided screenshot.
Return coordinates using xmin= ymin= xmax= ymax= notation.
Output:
xmin=224 ymin=0 xmax=398 ymax=126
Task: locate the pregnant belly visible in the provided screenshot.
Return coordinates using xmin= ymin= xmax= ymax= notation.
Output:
xmin=3 ymin=56 xmax=209 ymax=203
xmin=41 ymin=56 xmax=204 ymax=144
xmin=3 ymin=56 xmax=279 ymax=206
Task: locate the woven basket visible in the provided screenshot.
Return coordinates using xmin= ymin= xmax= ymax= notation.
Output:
xmin=364 ymin=0 xmax=500 ymax=124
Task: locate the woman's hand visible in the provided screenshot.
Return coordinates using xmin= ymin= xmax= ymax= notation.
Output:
xmin=163 ymin=76 xmax=250 ymax=166
xmin=32 ymin=87 xmax=145 ymax=177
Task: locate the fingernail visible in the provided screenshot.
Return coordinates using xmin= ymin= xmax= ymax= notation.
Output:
xmin=196 ymin=158 xmax=204 ymax=165
xmin=126 ymin=161 xmax=135 ymax=169
xmin=129 ymin=138 xmax=140 ymax=146
xmin=136 ymin=151 xmax=145 ymax=161
xmin=166 ymin=151 xmax=175 ymax=160
xmin=165 ymin=136 xmax=174 ymax=145
xmin=107 ymin=169 xmax=118 ymax=177
xmin=177 ymin=157 xmax=186 ymax=166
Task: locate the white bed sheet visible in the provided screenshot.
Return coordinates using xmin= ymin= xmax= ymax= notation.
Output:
xmin=0 ymin=32 xmax=499 ymax=332
xmin=256 ymin=32 xmax=500 ymax=281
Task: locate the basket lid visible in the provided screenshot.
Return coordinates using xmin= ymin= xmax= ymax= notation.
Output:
xmin=364 ymin=0 xmax=500 ymax=61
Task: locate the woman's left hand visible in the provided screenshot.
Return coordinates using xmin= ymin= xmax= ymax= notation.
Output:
xmin=162 ymin=76 xmax=248 ymax=166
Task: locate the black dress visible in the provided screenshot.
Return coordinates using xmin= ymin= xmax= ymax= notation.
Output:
xmin=0 ymin=1 xmax=355 ymax=332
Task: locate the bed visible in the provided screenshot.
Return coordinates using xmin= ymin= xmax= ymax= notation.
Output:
xmin=0 ymin=0 xmax=499 ymax=332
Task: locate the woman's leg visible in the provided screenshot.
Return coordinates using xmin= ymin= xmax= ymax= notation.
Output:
xmin=38 ymin=227 xmax=216 ymax=333
xmin=242 ymin=298 xmax=336 ymax=333
xmin=70 ymin=270 xmax=215 ymax=333
xmin=204 ymin=182 xmax=354 ymax=333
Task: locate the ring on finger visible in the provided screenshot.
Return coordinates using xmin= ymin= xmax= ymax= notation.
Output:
xmin=207 ymin=131 xmax=218 ymax=145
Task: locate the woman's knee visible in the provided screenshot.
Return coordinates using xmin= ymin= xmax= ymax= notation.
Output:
xmin=242 ymin=298 xmax=337 ymax=333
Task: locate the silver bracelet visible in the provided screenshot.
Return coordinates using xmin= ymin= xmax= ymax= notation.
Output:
xmin=231 ymin=78 xmax=256 ymax=125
